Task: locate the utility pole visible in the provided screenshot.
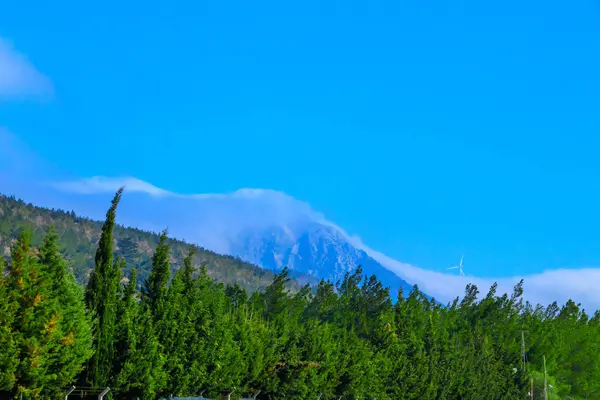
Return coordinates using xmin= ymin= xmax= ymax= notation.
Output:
xmin=522 ymin=329 xmax=534 ymax=400
xmin=543 ymin=355 xmax=548 ymax=400
xmin=530 ymin=376 xmax=534 ymax=400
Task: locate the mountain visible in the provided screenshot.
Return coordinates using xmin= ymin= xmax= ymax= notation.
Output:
xmin=226 ymin=221 xmax=415 ymax=298
xmin=1 ymin=183 xmax=420 ymax=299
xmin=3 ymin=173 xmax=599 ymax=309
xmin=0 ymin=193 xmax=312 ymax=293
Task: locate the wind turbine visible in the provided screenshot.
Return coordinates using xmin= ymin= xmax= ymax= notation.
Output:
xmin=448 ymin=255 xmax=466 ymax=276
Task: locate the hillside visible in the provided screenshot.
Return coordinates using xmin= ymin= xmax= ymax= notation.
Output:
xmin=0 ymin=193 xmax=310 ymax=293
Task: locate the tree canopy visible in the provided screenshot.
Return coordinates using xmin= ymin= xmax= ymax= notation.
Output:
xmin=1 ymin=190 xmax=599 ymax=399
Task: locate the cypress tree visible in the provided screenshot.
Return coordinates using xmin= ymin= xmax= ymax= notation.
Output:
xmin=136 ymin=230 xmax=172 ymax=397
xmin=142 ymin=229 xmax=171 ymax=320
xmin=84 ymin=187 xmax=123 ymax=388
xmin=161 ymin=266 xmax=188 ymax=396
xmin=113 ymin=268 xmax=139 ymax=391
xmin=180 ymin=252 xmax=211 ymax=395
xmin=6 ymin=190 xmax=600 ymax=399
xmin=115 ymin=308 xmax=167 ymax=400
xmin=160 ymin=248 xmax=202 ymax=396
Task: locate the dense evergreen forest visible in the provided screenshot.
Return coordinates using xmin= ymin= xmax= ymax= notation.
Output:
xmin=1 ymin=189 xmax=600 ymax=400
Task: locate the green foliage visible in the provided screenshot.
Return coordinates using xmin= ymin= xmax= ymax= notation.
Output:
xmin=3 ymin=230 xmax=93 ymax=399
xmin=84 ymin=188 xmax=123 ymax=388
xmin=1 ymin=191 xmax=600 ymax=399
xmin=113 ymin=268 xmax=138 ymax=391
xmin=0 ymin=255 xmax=18 ymax=390
xmin=7 ymin=231 xmax=62 ymax=398
xmin=0 ymin=193 xmax=311 ymax=293
xmin=142 ymin=230 xmax=171 ymax=322
xmin=115 ymin=308 xmax=167 ymax=400
xmin=38 ymin=228 xmax=93 ymax=395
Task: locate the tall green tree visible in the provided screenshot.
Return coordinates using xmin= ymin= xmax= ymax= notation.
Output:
xmin=0 ymin=255 xmax=18 ymax=391
xmin=6 ymin=231 xmax=60 ymax=398
xmin=142 ymin=229 xmax=171 ymax=321
xmin=4 ymin=188 xmax=600 ymax=399
xmin=138 ymin=229 xmax=172 ymax=397
xmin=113 ymin=267 xmax=138 ymax=385
xmin=84 ymin=187 xmax=123 ymax=388
xmin=114 ymin=267 xmax=166 ymax=400
xmin=38 ymin=228 xmax=93 ymax=394
xmin=115 ymin=308 xmax=167 ymax=400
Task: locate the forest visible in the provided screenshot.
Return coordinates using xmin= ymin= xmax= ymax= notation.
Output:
xmin=1 ymin=188 xmax=599 ymax=400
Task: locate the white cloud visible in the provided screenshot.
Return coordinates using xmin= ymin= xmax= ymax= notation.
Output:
xmin=50 ymin=175 xmax=600 ymax=311
xmin=355 ymin=243 xmax=600 ymax=311
xmin=51 ymin=176 xmax=173 ymax=196
xmin=0 ymin=37 xmax=53 ymax=99
xmin=50 ymin=176 xmax=324 ymax=256
xmin=51 ymin=176 xmax=321 ymax=218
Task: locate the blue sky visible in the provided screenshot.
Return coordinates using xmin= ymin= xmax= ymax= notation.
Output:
xmin=1 ymin=0 xmax=600 ymax=281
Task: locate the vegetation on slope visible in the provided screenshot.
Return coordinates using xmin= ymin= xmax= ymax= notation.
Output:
xmin=0 ymin=193 xmax=307 ymax=293
xmin=1 ymin=190 xmax=599 ymax=399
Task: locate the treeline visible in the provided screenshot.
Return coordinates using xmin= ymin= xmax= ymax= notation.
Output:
xmin=1 ymin=189 xmax=600 ymax=400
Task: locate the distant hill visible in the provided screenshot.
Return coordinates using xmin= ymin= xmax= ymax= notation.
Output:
xmin=0 ymin=193 xmax=312 ymax=293
xmin=38 ymin=186 xmax=418 ymax=300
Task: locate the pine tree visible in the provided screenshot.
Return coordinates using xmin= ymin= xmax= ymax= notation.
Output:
xmin=262 ymin=266 xmax=292 ymax=325
xmin=84 ymin=188 xmax=123 ymax=388
xmin=38 ymin=228 xmax=93 ymax=394
xmin=6 ymin=231 xmax=60 ymax=398
xmin=0 ymin=255 xmax=18 ymax=391
xmin=5 ymin=189 xmax=600 ymax=399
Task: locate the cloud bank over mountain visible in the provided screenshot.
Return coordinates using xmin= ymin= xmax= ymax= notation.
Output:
xmin=2 ymin=134 xmax=598 ymax=310
xmin=48 ymin=175 xmax=600 ymax=312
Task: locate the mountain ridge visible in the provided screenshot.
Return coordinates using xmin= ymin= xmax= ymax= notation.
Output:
xmin=227 ymin=220 xmax=416 ymax=298
xmin=0 ymin=189 xmax=419 ymax=300
xmin=29 ymin=181 xmax=421 ymax=298
xmin=0 ymin=193 xmax=316 ymax=293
